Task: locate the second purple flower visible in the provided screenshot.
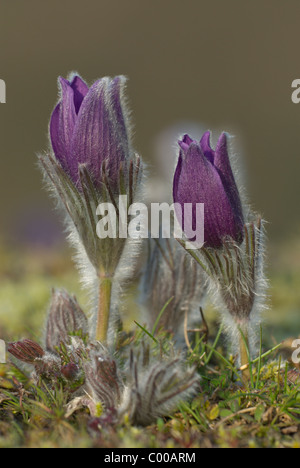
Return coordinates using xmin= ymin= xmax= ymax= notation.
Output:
xmin=173 ymin=131 xmax=244 ymax=248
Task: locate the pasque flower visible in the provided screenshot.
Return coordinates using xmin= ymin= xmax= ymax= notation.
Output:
xmin=39 ymin=73 xmax=143 ymax=344
xmin=49 ymin=74 xmax=131 ymax=191
xmin=174 ymin=131 xmax=267 ymax=382
xmin=173 ymin=131 xmax=244 ymax=248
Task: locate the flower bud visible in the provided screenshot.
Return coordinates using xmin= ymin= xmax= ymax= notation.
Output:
xmin=119 ymin=350 xmax=199 ymax=426
xmin=39 ymin=74 xmax=143 ymax=277
xmin=173 ymin=132 xmax=244 ymax=248
xmin=45 ymin=289 xmax=88 ymax=352
xmin=83 ymin=350 xmax=121 ymax=409
xmin=8 ymin=339 xmax=44 ymax=364
xmin=140 ymin=238 xmax=206 ymax=340
xmin=40 ymin=73 xmax=144 ymax=346
xmin=49 ymin=75 xmax=131 ymax=192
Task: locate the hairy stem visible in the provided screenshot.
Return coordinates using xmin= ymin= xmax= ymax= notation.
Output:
xmin=96 ymin=277 xmax=113 ymax=343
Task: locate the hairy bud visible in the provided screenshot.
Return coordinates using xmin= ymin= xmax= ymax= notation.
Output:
xmin=141 ymin=237 xmax=206 ymax=341
xmin=83 ymin=348 xmax=121 ymax=410
xmin=119 ymin=349 xmax=199 ymax=426
xmin=8 ymin=339 xmax=44 ymax=364
xmin=45 ymin=289 xmax=89 ymax=352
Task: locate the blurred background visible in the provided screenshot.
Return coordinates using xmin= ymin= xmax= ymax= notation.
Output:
xmin=0 ymin=0 xmax=299 ymax=342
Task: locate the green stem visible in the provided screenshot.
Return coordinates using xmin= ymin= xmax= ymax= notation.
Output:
xmin=96 ymin=277 xmax=113 ymax=343
xmin=239 ymin=326 xmax=251 ymax=383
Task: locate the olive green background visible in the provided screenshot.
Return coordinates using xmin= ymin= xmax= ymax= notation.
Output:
xmin=0 ymin=0 xmax=300 ymax=246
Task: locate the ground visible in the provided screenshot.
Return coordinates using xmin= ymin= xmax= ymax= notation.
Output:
xmin=0 ymin=238 xmax=300 ymax=448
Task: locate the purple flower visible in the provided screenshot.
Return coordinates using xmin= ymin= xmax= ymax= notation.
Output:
xmin=49 ymin=74 xmax=130 ymax=189
xmin=173 ymin=131 xmax=244 ymax=248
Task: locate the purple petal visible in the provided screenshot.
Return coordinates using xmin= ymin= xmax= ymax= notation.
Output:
xmin=174 ymin=139 xmax=243 ymax=247
xmin=173 ymin=150 xmax=183 ymax=207
xmin=178 ymin=134 xmax=194 ymax=153
xmin=214 ymin=133 xmax=244 ymax=230
xmin=70 ymin=76 xmax=128 ymax=188
xmin=200 ymin=131 xmax=214 ymax=164
xmin=70 ymin=75 xmax=89 ymax=114
xmin=50 ymin=77 xmax=78 ymax=182
xmin=108 ymin=76 xmax=130 ymax=154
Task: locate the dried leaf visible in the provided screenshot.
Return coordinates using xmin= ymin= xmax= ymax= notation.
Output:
xmin=281 ymin=426 xmax=298 ymax=435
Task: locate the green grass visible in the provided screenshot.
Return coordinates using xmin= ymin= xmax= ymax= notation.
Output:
xmin=1 ymin=330 xmax=300 ymax=448
xmin=1 ymin=241 xmax=300 ymax=448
